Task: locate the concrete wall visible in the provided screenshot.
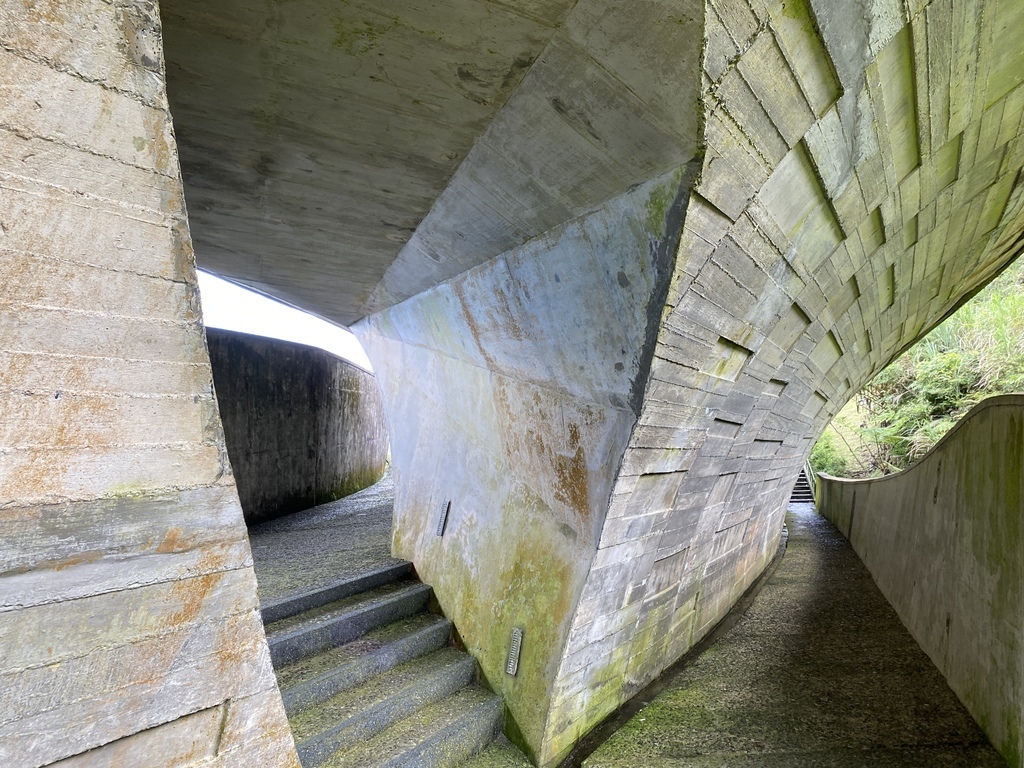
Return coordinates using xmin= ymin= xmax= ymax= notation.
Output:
xmin=0 ymin=3 xmax=298 ymax=766
xmin=6 ymin=0 xmax=1024 ymax=765
xmin=358 ymin=0 xmax=1024 ymax=764
xmin=818 ymin=395 xmax=1024 ymax=767
xmin=206 ymin=330 xmax=389 ymax=525
xmin=358 ymin=164 xmax=697 ymax=759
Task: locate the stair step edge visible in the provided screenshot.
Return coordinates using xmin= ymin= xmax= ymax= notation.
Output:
xmin=261 ymin=560 xmax=413 ymax=625
xmin=279 ymin=614 xmax=453 ymax=714
xmin=454 ymin=736 xmax=535 ymax=768
xmin=293 ymin=651 xmax=478 ymax=768
xmin=268 ymin=582 xmax=432 ymax=668
xmin=321 ymin=686 xmax=503 ymax=768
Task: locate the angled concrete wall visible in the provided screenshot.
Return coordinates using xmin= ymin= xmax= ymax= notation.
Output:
xmin=6 ymin=0 xmax=1024 ymax=765
xmin=358 ymin=164 xmax=697 ymax=756
xmin=0 ymin=3 xmax=297 ymax=766
xmin=818 ymin=395 xmax=1024 ymax=766
xmin=358 ymin=0 xmax=1024 ymax=763
xmin=207 ymin=330 xmax=389 ymax=525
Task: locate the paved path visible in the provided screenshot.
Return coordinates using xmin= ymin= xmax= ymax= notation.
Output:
xmin=583 ymin=503 xmax=1006 ymax=768
xmin=248 ymin=472 xmax=400 ymax=606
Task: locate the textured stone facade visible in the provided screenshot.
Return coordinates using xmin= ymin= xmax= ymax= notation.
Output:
xmin=541 ymin=0 xmax=1024 ymax=759
xmin=0 ymin=3 xmax=297 ymax=766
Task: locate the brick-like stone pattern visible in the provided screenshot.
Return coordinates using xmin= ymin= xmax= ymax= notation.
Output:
xmin=0 ymin=3 xmax=298 ymax=766
xmin=541 ymin=0 xmax=1024 ymax=762
xmin=206 ymin=329 xmax=390 ymax=525
xmin=355 ymin=0 xmax=1024 ymax=764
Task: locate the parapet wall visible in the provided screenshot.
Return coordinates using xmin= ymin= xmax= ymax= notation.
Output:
xmin=818 ymin=395 xmax=1024 ymax=766
xmin=207 ymin=330 xmax=389 ymax=525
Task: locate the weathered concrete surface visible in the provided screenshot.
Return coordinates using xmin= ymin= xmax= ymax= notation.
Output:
xmin=207 ymin=330 xmax=389 ymax=525
xmin=6 ymin=0 xmax=1024 ymax=765
xmin=248 ymin=473 xmax=401 ymax=607
xmin=818 ymin=395 xmax=1024 ymax=766
xmin=356 ymin=0 xmax=1024 ymax=763
xmin=0 ymin=2 xmax=297 ymax=766
xmin=582 ymin=504 xmax=1007 ymax=767
xmin=357 ymin=165 xmax=697 ymax=760
xmin=159 ymin=0 xmax=701 ymax=325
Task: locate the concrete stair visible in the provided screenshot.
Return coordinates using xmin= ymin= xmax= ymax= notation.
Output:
xmin=790 ymin=469 xmax=815 ymax=503
xmin=263 ymin=565 xmax=511 ymax=768
xmin=454 ymin=736 xmax=535 ymax=767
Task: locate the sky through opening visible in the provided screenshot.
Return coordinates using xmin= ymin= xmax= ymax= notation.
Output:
xmin=196 ymin=270 xmax=373 ymax=372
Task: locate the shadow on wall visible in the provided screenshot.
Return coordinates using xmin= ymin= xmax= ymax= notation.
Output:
xmin=817 ymin=394 xmax=1024 ymax=768
xmin=206 ymin=329 xmax=390 ymax=525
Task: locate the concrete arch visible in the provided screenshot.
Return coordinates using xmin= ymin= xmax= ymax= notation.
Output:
xmin=3 ymin=0 xmax=1024 ymax=765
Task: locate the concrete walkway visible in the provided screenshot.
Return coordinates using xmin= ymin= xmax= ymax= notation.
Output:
xmin=248 ymin=473 xmax=401 ymax=606
xmin=583 ymin=503 xmax=1007 ymax=768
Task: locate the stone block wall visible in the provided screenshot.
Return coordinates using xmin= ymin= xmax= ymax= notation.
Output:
xmin=818 ymin=395 xmax=1024 ymax=766
xmin=359 ymin=0 xmax=1024 ymax=764
xmin=0 ymin=3 xmax=297 ymax=766
xmin=541 ymin=0 xmax=1024 ymax=758
xmin=206 ymin=330 xmax=389 ymax=525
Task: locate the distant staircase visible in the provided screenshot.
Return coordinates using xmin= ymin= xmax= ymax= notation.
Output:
xmin=789 ymin=469 xmax=815 ymax=504
xmin=261 ymin=561 xmax=527 ymax=767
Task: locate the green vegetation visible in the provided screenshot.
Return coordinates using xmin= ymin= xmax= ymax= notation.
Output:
xmin=808 ymin=428 xmax=849 ymax=476
xmin=812 ymin=256 xmax=1024 ymax=477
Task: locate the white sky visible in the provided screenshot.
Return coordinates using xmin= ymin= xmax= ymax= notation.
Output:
xmin=196 ymin=270 xmax=373 ymax=372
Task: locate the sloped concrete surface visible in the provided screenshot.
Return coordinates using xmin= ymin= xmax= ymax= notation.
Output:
xmin=250 ymin=473 xmax=401 ymax=607
xmin=582 ymin=504 xmax=1006 ymax=767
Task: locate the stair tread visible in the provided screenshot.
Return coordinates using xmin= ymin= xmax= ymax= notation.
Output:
xmin=277 ymin=612 xmax=451 ymax=697
xmin=320 ymin=685 xmax=502 ymax=768
xmin=260 ymin=560 xmax=413 ymax=623
xmin=289 ymin=646 xmax=474 ymax=743
xmin=455 ymin=736 xmax=534 ymax=768
xmin=266 ymin=580 xmax=428 ymax=641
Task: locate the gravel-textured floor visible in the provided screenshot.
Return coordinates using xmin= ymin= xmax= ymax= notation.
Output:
xmin=248 ymin=473 xmax=401 ymax=606
xmin=583 ymin=503 xmax=1007 ymax=768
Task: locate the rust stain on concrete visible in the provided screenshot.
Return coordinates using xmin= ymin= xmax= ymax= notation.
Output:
xmin=154 ymin=526 xmax=189 ymax=554
xmin=553 ymin=421 xmax=590 ymax=524
xmin=52 ymin=550 xmax=104 ymax=572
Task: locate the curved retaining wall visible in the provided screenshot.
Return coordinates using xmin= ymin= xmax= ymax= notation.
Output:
xmin=818 ymin=395 xmax=1024 ymax=767
xmin=207 ymin=330 xmax=390 ymax=526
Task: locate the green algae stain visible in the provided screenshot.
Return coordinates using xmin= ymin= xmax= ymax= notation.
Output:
xmin=330 ymin=16 xmax=394 ymax=56
xmin=428 ymin=481 xmax=584 ymax=764
xmin=644 ymin=185 xmax=673 ymax=237
xmin=642 ymin=166 xmax=688 ymax=238
xmin=102 ymin=481 xmax=150 ymax=499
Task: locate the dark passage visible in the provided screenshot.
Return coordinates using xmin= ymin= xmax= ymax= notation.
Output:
xmin=249 ymin=473 xmax=400 ymax=607
xmin=583 ymin=503 xmax=1007 ymax=767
